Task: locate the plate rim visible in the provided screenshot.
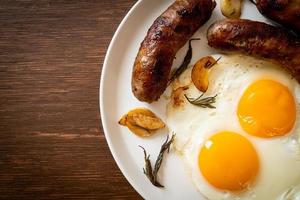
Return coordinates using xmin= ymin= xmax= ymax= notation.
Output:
xmin=99 ymin=0 xmax=147 ymax=198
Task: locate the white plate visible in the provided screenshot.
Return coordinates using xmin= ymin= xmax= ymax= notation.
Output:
xmin=100 ymin=1 xmax=273 ymax=199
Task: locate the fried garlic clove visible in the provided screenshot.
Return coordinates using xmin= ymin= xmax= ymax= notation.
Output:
xmin=129 ymin=113 xmax=165 ymax=130
xmin=126 ymin=121 xmax=154 ymax=137
xmin=118 ymin=114 xmax=127 ymax=126
xmin=221 ymin=0 xmax=242 ymax=19
xmin=191 ymin=56 xmax=217 ymax=92
xmin=118 ymin=108 xmax=165 ymax=137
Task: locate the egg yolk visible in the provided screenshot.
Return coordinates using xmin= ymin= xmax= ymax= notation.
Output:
xmin=199 ymin=131 xmax=259 ymax=191
xmin=237 ymin=79 xmax=296 ymax=138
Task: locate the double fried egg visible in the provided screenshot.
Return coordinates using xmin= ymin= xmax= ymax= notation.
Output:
xmin=167 ymin=54 xmax=300 ymax=200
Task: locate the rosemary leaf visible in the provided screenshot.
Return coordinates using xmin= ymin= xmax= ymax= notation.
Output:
xmin=168 ymin=38 xmax=200 ymax=85
xmin=185 ymin=93 xmax=217 ymax=108
xmin=205 ymin=56 xmax=222 ymax=69
xmin=153 ymin=134 xmax=175 ymax=178
xmin=139 ymin=145 xmax=163 ymax=187
xmin=139 ymin=134 xmax=175 ymax=188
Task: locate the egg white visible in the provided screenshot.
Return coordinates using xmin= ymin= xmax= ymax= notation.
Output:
xmin=166 ymin=54 xmax=300 ymax=200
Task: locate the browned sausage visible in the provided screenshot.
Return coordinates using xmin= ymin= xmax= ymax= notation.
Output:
xmin=207 ymin=19 xmax=300 ymax=81
xmin=255 ymin=0 xmax=300 ymax=35
xmin=132 ymin=0 xmax=216 ymax=103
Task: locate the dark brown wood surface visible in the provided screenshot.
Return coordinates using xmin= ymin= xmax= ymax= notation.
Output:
xmin=0 ymin=0 xmax=143 ymax=199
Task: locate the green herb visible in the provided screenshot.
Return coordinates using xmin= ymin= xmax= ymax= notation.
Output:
xmin=184 ymin=93 xmax=217 ymax=108
xmin=139 ymin=134 xmax=175 ymax=188
xmin=168 ymin=38 xmax=200 ymax=85
xmin=204 ymin=56 xmax=222 ymax=69
xmin=139 ymin=146 xmax=162 ymax=187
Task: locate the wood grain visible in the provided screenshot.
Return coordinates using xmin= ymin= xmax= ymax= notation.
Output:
xmin=0 ymin=0 xmax=143 ymax=199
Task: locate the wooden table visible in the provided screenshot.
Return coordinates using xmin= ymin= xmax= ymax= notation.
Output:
xmin=0 ymin=0 xmax=142 ymax=199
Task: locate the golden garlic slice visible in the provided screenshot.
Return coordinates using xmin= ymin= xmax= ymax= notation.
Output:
xmin=221 ymin=0 xmax=242 ymax=19
xmin=118 ymin=108 xmax=165 ymax=137
xmin=191 ymin=56 xmax=217 ymax=92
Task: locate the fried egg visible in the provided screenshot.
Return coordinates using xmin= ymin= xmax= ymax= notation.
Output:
xmin=166 ymin=54 xmax=300 ymax=200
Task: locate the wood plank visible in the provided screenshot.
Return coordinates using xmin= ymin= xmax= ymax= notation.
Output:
xmin=0 ymin=0 xmax=142 ymax=199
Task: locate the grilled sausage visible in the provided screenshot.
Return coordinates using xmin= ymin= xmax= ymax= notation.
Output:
xmin=207 ymin=19 xmax=300 ymax=81
xmin=256 ymin=0 xmax=300 ymax=35
xmin=132 ymin=0 xmax=216 ymax=103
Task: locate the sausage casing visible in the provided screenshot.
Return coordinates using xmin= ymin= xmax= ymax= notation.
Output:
xmin=256 ymin=0 xmax=300 ymax=35
xmin=207 ymin=19 xmax=300 ymax=81
xmin=132 ymin=0 xmax=216 ymax=103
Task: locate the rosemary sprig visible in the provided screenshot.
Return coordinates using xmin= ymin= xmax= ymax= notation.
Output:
xmin=168 ymin=38 xmax=200 ymax=85
xmin=139 ymin=146 xmax=163 ymax=187
xmin=153 ymin=134 xmax=175 ymax=177
xmin=184 ymin=93 xmax=217 ymax=108
xmin=139 ymin=133 xmax=175 ymax=188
